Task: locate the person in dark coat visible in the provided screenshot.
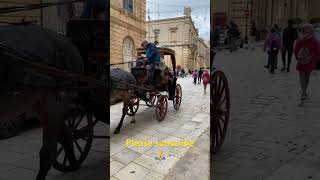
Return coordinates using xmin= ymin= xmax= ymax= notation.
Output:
xmin=198 ymin=68 xmax=203 ymax=84
xmin=249 ymin=20 xmax=257 ymax=50
xmin=282 ymin=20 xmax=298 ymax=72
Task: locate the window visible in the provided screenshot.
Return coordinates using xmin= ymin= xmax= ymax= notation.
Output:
xmin=122 ymin=37 xmax=135 ymax=72
xmin=170 ymin=30 xmax=177 ymax=42
xmin=123 ymin=0 xmax=134 ymax=14
xmin=154 ymin=29 xmax=160 ymax=42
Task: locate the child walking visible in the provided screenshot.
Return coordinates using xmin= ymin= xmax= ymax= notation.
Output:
xmin=192 ymin=70 xmax=197 ymax=85
xmin=264 ymin=28 xmax=282 ymax=74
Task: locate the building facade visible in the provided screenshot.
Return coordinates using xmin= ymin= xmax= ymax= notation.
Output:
xmin=0 ymin=0 xmax=83 ymax=34
xmin=146 ymin=7 xmax=208 ymax=71
xmin=213 ymin=0 xmax=320 ymax=35
xmin=110 ymin=0 xmax=146 ymax=71
xmin=197 ymin=38 xmax=210 ymax=69
xmin=0 ymin=0 xmax=41 ymax=24
xmin=254 ymin=0 xmax=320 ymax=29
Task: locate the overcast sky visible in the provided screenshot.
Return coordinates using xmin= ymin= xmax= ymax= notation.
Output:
xmin=146 ymin=0 xmax=210 ymax=41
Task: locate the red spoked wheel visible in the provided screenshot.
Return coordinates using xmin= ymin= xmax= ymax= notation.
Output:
xmin=146 ymin=91 xmax=157 ymax=107
xmin=155 ymin=95 xmax=168 ymax=121
xmin=127 ymin=94 xmax=140 ymax=116
xmin=210 ymin=70 xmax=230 ymax=154
xmin=53 ymin=107 xmax=93 ymax=172
xmin=173 ymin=84 xmax=182 ymax=110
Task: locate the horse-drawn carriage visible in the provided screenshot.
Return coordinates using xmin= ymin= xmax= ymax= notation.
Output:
xmin=0 ymin=1 xmax=109 ymax=180
xmin=210 ymin=49 xmax=230 ymax=154
xmin=129 ymin=47 xmax=182 ymax=121
xmin=109 ymin=46 xmax=182 ymax=135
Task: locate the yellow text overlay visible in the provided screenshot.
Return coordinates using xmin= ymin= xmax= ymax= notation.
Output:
xmin=125 ymin=139 xmax=195 ymax=147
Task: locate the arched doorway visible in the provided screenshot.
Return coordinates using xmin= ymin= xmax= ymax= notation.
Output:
xmin=122 ymin=36 xmax=135 ymax=71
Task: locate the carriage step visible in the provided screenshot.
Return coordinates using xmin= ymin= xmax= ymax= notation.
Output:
xmin=93 ymin=135 xmax=110 ymax=139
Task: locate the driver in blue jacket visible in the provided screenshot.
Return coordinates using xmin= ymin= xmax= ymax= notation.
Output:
xmin=141 ymin=40 xmax=160 ymax=86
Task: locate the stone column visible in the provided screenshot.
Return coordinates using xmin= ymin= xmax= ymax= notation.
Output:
xmin=267 ymin=0 xmax=273 ymax=27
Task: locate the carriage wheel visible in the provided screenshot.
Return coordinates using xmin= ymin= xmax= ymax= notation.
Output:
xmin=173 ymin=84 xmax=182 ymax=110
xmin=53 ymin=107 xmax=93 ymax=172
xmin=127 ymin=94 xmax=140 ymax=116
xmin=155 ymin=95 xmax=168 ymax=121
xmin=146 ymin=92 xmax=156 ymax=107
xmin=210 ymin=70 xmax=230 ymax=154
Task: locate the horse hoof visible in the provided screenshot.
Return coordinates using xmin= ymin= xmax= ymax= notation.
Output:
xmin=114 ymin=129 xmax=120 ymax=134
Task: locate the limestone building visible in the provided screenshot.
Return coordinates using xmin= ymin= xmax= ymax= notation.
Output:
xmin=213 ymin=0 xmax=320 ymax=35
xmin=0 ymin=0 xmax=83 ymax=34
xmin=0 ymin=0 xmax=41 ymax=24
xmin=146 ymin=7 xmax=208 ymax=71
xmin=197 ymin=38 xmax=210 ymax=69
xmin=110 ymin=0 xmax=147 ymax=71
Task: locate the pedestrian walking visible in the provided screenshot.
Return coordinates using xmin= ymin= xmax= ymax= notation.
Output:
xmin=264 ymin=28 xmax=282 ymax=74
xmin=202 ymin=70 xmax=210 ymax=93
xmin=198 ymin=68 xmax=203 ymax=84
xmin=192 ymin=70 xmax=198 ymax=85
xmin=282 ymin=20 xmax=298 ymax=72
xmin=274 ymin=24 xmax=282 ymax=69
xmin=249 ymin=20 xmax=257 ymax=50
xmin=294 ymin=24 xmax=320 ymax=100
xmin=181 ymin=68 xmax=185 ymax=78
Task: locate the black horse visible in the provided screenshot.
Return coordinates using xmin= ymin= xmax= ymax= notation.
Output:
xmin=110 ymin=68 xmax=137 ymax=134
xmin=0 ymin=24 xmax=108 ymax=180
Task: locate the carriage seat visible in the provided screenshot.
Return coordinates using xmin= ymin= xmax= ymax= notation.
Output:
xmin=131 ymin=67 xmax=147 ymax=84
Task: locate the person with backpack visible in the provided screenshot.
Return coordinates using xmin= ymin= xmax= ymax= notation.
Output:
xmin=282 ymin=20 xmax=298 ymax=72
xmin=202 ymin=70 xmax=210 ymax=93
xmin=264 ymin=28 xmax=282 ymax=74
xmin=294 ymin=24 xmax=320 ymax=100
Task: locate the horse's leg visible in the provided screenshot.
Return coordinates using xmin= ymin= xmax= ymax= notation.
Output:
xmin=130 ymin=105 xmax=135 ymax=123
xmin=114 ymin=99 xmax=129 ymax=134
xmin=36 ymin=94 xmax=65 ymax=180
xmin=61 ymin=122 xmax=78 ymax=170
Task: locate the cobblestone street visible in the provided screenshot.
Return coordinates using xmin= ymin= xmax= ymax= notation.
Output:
xmin=0 ymin=122 xmax=108 ymax=180
xmin=110 ymin=77 xmax=210 ymax=180
xmin=213 ymin=47 xmax=320 ymax=180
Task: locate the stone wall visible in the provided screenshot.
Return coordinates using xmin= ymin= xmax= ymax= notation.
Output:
xmin=110 ymin=0 xmax=146 ymax=70
xmin=0 ymin=0 xmax=41 ymax=24
xmin=146 ymin=15 xmax=201 ymax=72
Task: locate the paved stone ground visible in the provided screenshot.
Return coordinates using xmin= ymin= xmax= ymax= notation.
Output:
xmin=163 ymin=128 xmax=210 ymax=180
xmin=213 ymin=46 xmax=320 ymax=180
xmin=110 ymin=77 xmax=210 ymax=180
xmin=0 ymin=122 xmax=108 ymax=180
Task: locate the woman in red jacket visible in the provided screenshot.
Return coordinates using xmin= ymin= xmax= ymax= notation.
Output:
xmin=294 ymin=24 xmax=320 ymax=100
xmin=202 ymin=70 xmax=210 ymax=93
